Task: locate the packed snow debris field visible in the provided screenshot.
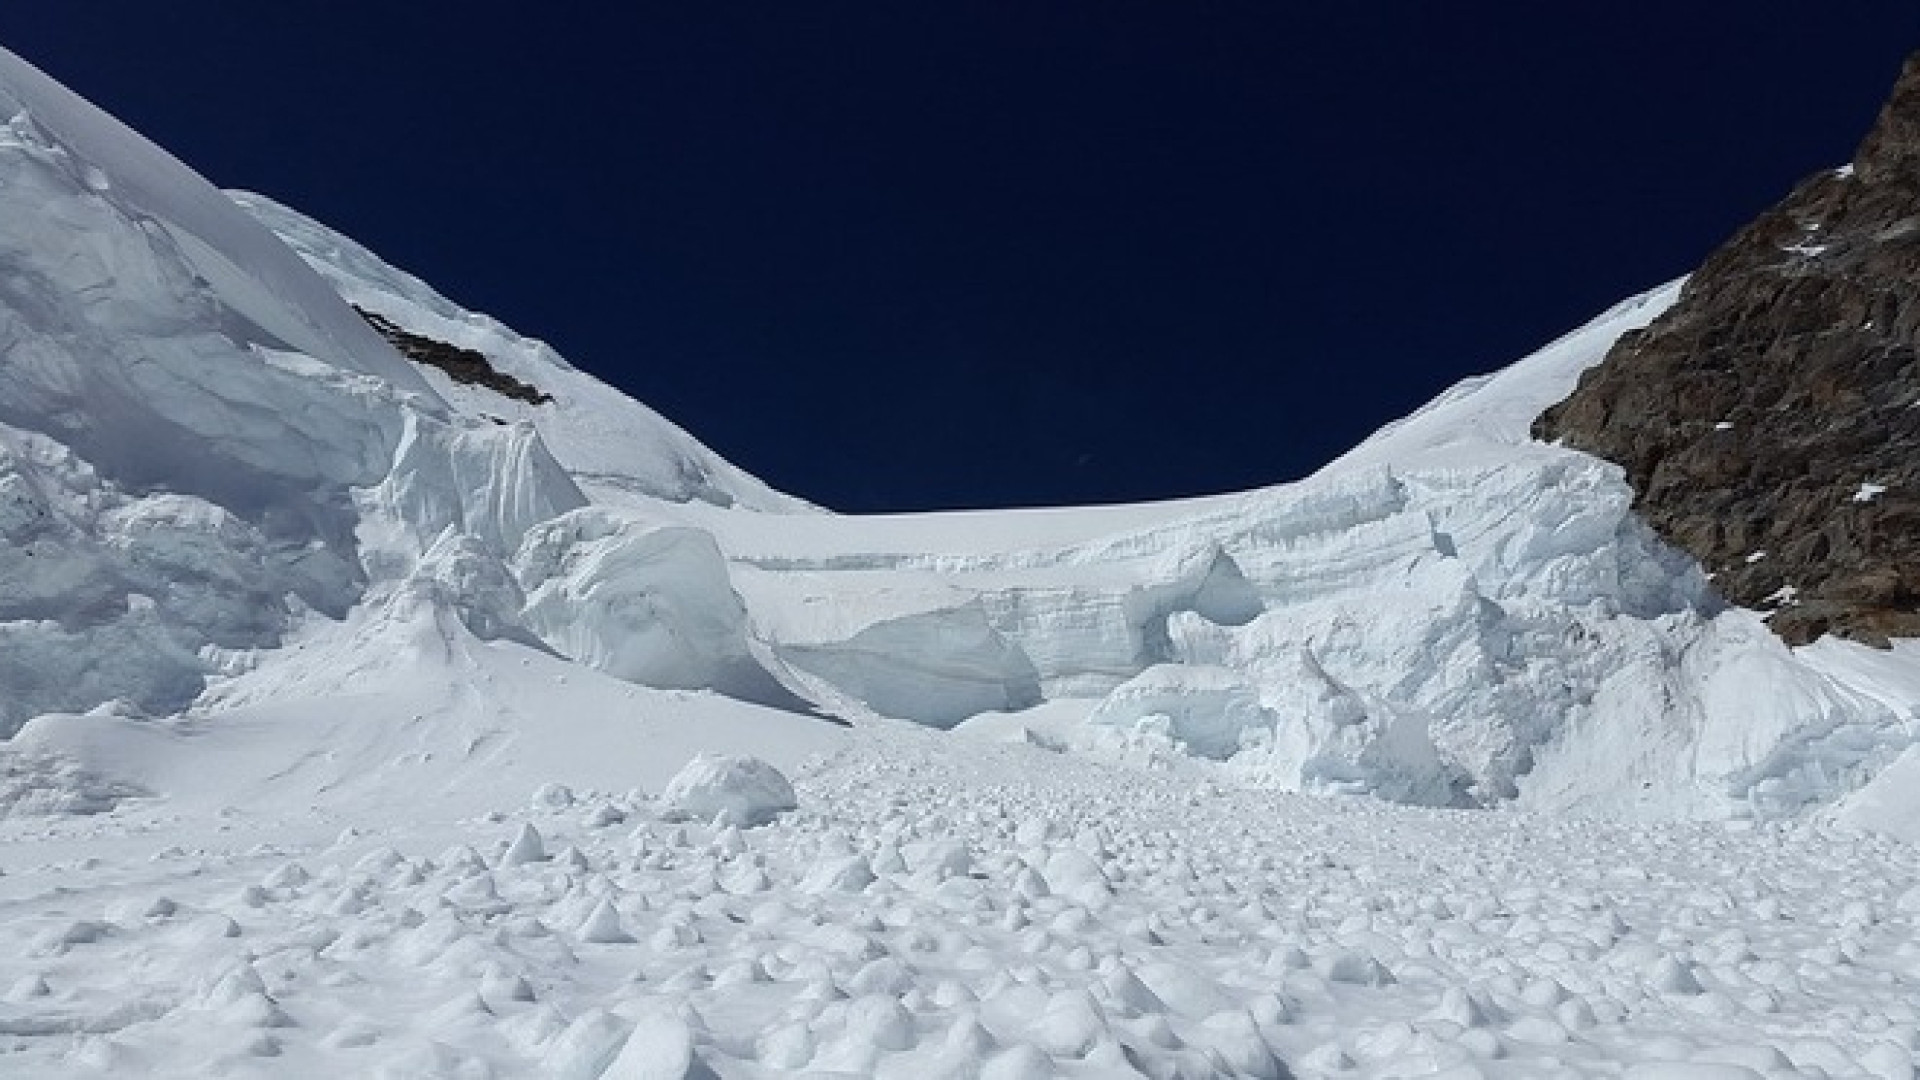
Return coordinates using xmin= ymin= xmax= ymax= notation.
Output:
xmin=0 ymin=36 xmax=1919 ymax=1080
xmin=4 ymin=725 xmax=1918 ymax=1079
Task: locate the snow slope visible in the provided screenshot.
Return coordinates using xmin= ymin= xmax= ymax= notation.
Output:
xmin=0 ymin=52 xmax=430 ymax=398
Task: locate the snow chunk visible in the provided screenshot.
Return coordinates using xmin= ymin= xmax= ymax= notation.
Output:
xmin=802 ymin=856 xmax=877 ymax=894
xmin=601 ymin=1008 xmax=694 ymax=1079
xmin=500 ymin=823 xmax=547 ymax=866
xmin=516 ymin=509 xmax=760 ymax=694
xmin=576 ymin=898 xmax=633 ymax=945
xmin=546 ymin=1009 xmax=639 ymax=1080
xmin=658 ymin=753 xmax=796 ymax=828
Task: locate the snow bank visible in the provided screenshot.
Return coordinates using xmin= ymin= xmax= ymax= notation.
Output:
xmin=0 ymin=417 xmax=368 ymax=732
xmin=0 ymin=48 xmax=436 ymax=727
xmin=707 ymin=281 xmax=1919 ymax=819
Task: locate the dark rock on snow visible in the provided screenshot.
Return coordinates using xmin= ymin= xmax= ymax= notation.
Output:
xmin=356 ymin=306 xmax=553 ymax=406
xmin=1536 ymin=52 xmax=1920 ymax=646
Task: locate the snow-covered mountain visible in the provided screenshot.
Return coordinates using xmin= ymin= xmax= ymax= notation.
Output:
xmin=1 ymin=39 xmax=1915 ymax=831
xmin=9 ymin=39 xmax=1920 ymax=1080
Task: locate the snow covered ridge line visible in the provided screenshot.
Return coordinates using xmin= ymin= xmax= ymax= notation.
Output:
xmin=355 ymin=306 xmax=554 ymax=406
xmin=229 ymin=190 xmax=812 ymax=514
xmin=0 ymin=47 xmax=433 ymax=399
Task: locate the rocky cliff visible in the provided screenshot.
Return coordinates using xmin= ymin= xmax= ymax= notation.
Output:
xmin=1535 ymin=51 xmax=1920 ymax=646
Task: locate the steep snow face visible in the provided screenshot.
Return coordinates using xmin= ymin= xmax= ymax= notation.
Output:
xmin=233 ymin=191 xmax=811 ymax=514
xmin=0 ymin=48 xmax=432 ymax=400
xmin=0 ymin=47 xmax=440 ymax=732
xmin=0 ymin=47 xmax=794 ymax=735
xmin=0 ymin=94 xmax=407 ymax=519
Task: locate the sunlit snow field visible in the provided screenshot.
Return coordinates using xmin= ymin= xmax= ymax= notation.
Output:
xmin=3 ymin=712 xmax=1917 ymax=1079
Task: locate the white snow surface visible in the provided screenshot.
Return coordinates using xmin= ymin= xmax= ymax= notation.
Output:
xmin=1 ymin=42 xmax=1919 ymax=1078
xmin=6 ymin=723 xmax=1920 ymax=1079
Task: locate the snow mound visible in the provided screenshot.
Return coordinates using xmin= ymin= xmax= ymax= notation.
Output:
xmin=658 ymin=752 xmax=798 ymax=827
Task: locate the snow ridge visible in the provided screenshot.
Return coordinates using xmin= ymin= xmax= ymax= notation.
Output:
xmin=232 ymin=190 xmax=809 ymax=514
xmin=0 ymin=47 xmax=432 ymax=396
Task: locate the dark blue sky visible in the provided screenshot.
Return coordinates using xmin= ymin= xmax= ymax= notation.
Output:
xmin=5 ymin=7 xmax=1917 ymax=511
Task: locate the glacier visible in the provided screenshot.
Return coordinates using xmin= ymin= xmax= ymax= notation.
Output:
xmin=7 ymin=37 xmax=1920 ymax=1080
xmin=0 ymin=39 xmax=1913 ymax=835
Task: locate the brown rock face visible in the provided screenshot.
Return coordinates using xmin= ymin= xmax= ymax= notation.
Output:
xmin=1534 ymin=52 xmax=1920 ymax=647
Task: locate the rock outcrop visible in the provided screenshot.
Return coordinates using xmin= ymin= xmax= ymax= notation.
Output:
xmin=1535 ymin=52 xmax=1920 ymax=646
xmin=357 ymin=306 xmax=554 ymax=406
